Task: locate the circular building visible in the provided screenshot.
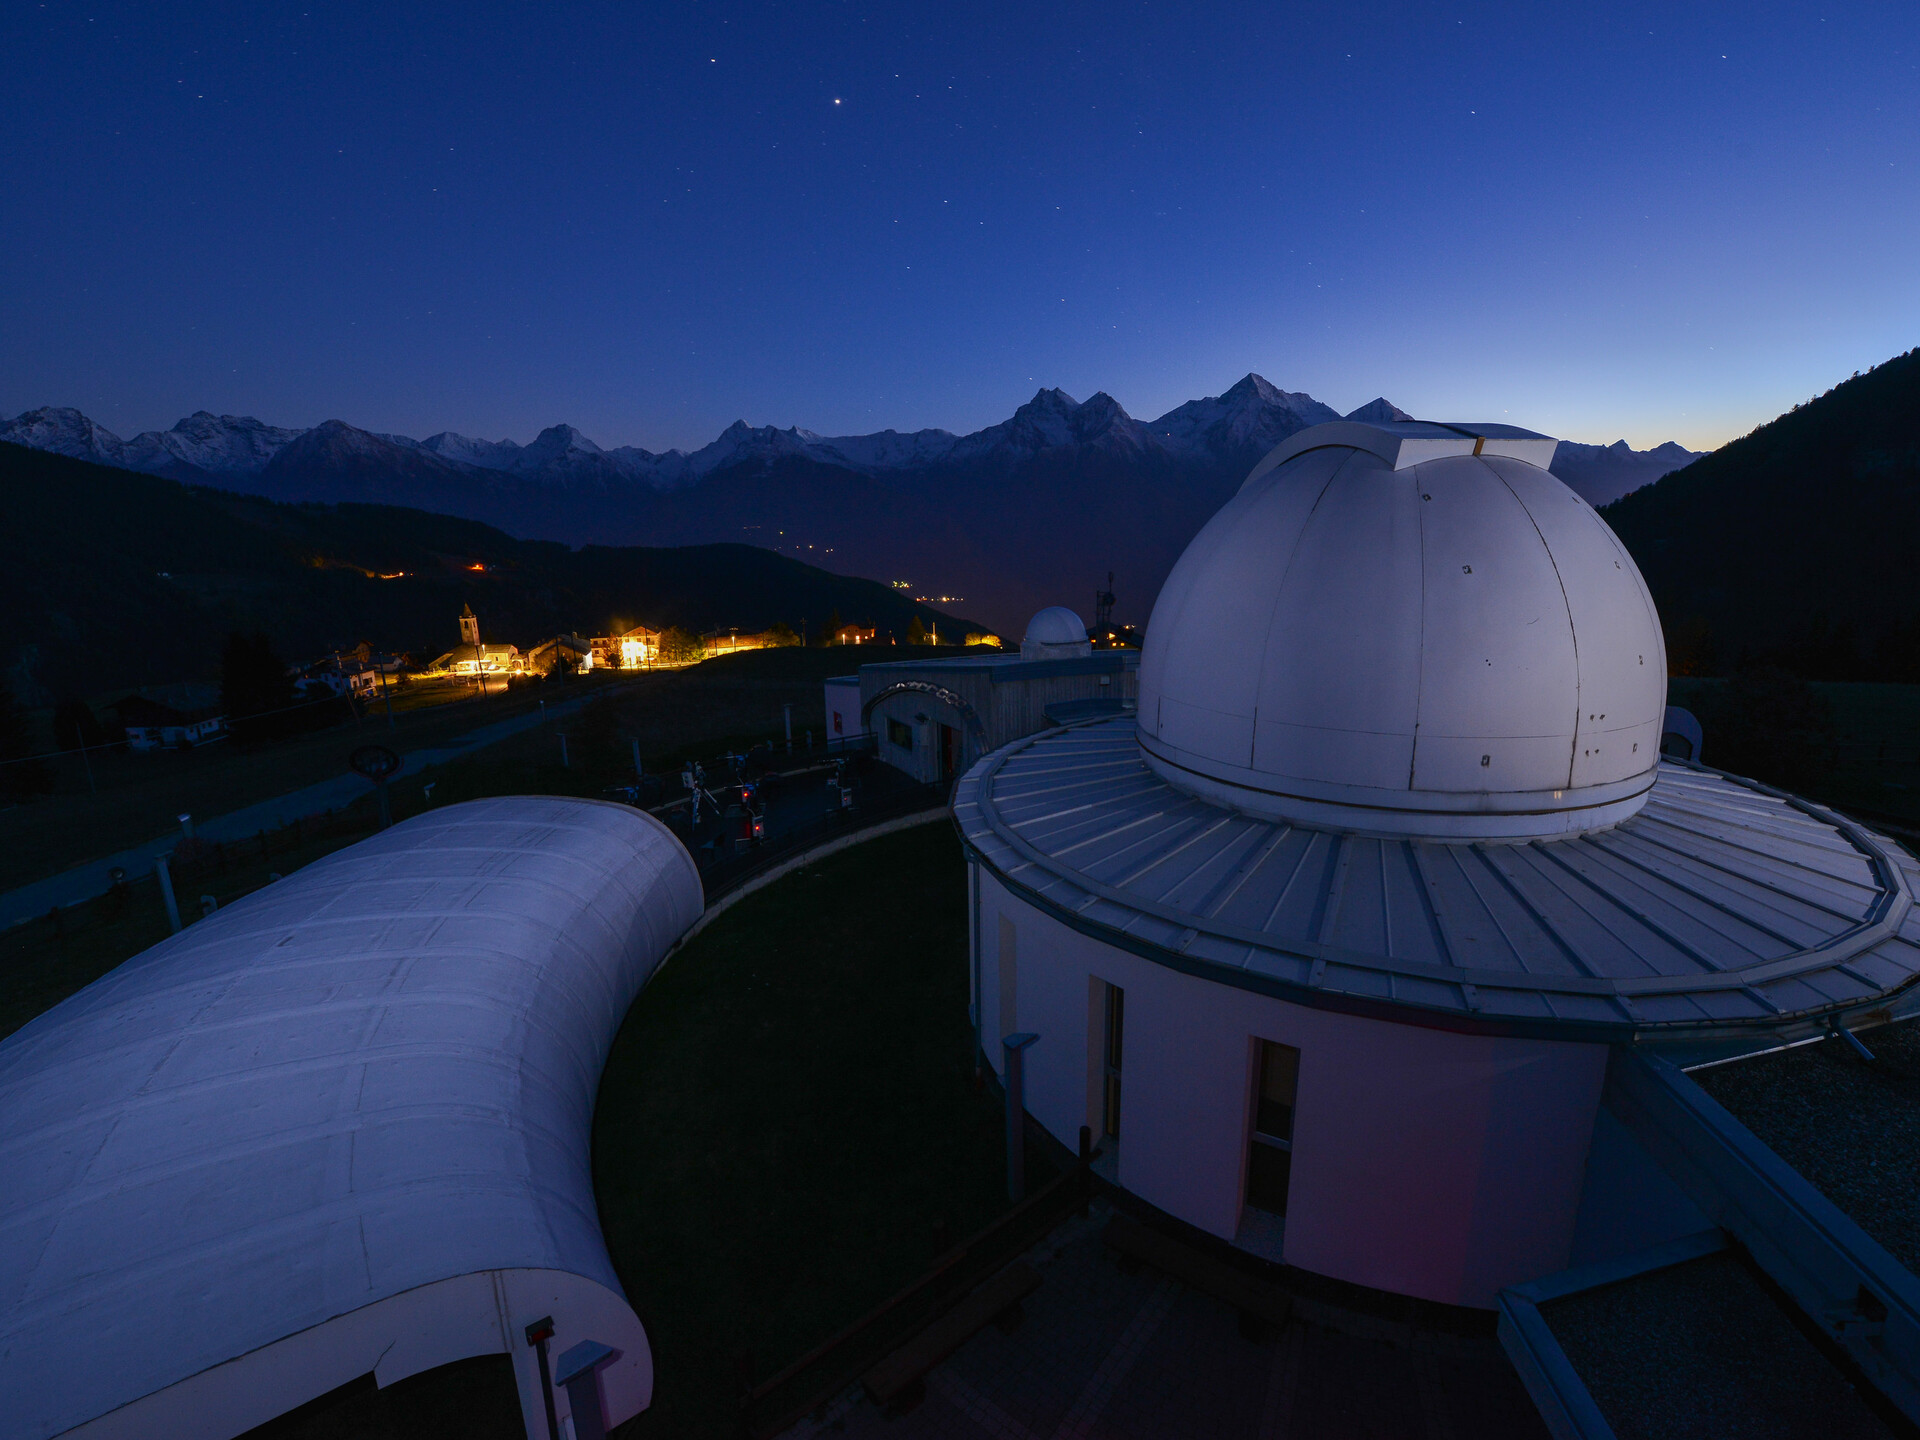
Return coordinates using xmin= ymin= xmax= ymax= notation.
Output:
xmin=1021 ymin=606 xmax=1093 ymax=661
xmin=956 ymin=419 xmax=1920 ymax=1309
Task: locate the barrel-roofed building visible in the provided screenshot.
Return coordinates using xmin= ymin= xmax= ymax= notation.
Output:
xmin=0 ymin=797 xmax=702 ymax=1440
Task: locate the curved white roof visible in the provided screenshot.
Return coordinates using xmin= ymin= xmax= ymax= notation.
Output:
xmin=1138 ymin=420 xmax=1667 ymax=839
xmin=0 ymin=797 xmax=701 ymax=1440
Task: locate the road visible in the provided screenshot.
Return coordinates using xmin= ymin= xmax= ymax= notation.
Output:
xmin=0 ymin=693 xmax=597 ymax=930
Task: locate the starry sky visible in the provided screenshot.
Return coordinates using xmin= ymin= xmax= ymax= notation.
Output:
xmin=3 ymin=1 xmax=1916 ymax=453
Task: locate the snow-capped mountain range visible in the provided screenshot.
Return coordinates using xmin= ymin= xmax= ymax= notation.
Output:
xmin=0 ymin=375 xmax=1695 ymax=503
xmin=1 ymin=378 xmax=1701 ymax=629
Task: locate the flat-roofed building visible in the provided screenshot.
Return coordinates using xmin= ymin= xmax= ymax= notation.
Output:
xmin=854 ymin=609 xmax=1137 ymax=786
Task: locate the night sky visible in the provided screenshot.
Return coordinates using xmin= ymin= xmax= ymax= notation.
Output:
xmin=4 ymin=1 xmax=1916 ymax=453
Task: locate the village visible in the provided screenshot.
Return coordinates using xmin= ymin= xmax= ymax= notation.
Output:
xmin=99 ymin=605 xmax=995 ymax=755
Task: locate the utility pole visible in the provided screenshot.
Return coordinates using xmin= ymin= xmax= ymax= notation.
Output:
xmin=155 ymin=854 xmax=182 ymax=934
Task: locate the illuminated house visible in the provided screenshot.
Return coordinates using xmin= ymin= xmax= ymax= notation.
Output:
xmin=527 ymin=634 xmax=594 ymax=675
xmin=438 ymin=642 xmax=523 ymax=676
xmin=956 ymin=419 xmax=1920 ymax=1313
xmin=431 ymin=605 xmax=523 ymax=675
xmin=591 ymin=625 xmax=660 ymax=670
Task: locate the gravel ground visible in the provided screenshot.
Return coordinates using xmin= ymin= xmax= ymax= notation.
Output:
xmin=1545 ymin=1251 xmax=1892 ymax=1440
xmin=1693 ymin=1021 xmax=1920 ymax=1275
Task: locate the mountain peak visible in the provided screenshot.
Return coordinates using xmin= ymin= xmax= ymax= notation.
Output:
xmin=1344 ymin=398 xmax=1414 ymax=424
xmin=527 ymin=423 xmax=603 ymax=456
xmin=1149 ymin=379 xmax=1342 ymax=466
xmin=1221 ymin=373 xmax=1285 ymax=405
xmin=0 ymin=407 xmax=127 ymax=462
xmin=1021 ymin=387 xmax=1081 ymax=417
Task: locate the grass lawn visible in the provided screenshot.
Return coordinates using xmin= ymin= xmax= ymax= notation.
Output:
xmin=0 ymin=645 xmax=945 ymax=896
xmin=0 ymin=678 xmax=556 ymax=892
xmin=594 ymin=821 xmax=1048 ymax=1440
xmin=0 ymin=667 xmax=840 ymax=1042
xmin=0 ymin=807 xmax=387 ymax=1040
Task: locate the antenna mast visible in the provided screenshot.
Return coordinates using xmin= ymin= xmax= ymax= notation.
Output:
xmin=1094 ymin=571 xmax=1116 ymax=633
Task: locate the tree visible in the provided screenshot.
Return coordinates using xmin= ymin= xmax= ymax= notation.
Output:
xmin=1875 ymin=614 xmax=1920 ymax=683
xmin=658 ymin=627 xmax=703 ymax=665
xmin=1665 ymin=616 xmax=1715 ymax=678
xmin=0 ymin=676 xmax=50 ymax=801
xmin=766 ymin=622 xmax=801 ymax=648
xmin=823 ymin=609 xmax=844 ymax=645
xmin=221 ymin=631 xmax=300 ymax=742
xmin=905 ymin=616 xmax=929 ymax=646
xmin=1704 ymin=667 xmax=1836 ymax=795
xmin=53 ymin=698 xmax=108 ymax=751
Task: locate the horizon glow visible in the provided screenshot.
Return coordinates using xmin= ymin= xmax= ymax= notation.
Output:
xmin=2 ymin=2 xmax=1916 ymax=455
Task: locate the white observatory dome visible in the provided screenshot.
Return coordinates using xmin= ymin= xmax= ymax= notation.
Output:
xmin=1022 ymin=606 xmax=1092 ymax=660
xmin=1137 ymin=421 xmax=1668 ymax=839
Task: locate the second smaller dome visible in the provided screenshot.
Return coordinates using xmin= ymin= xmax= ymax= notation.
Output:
xmin=1022 ymin=607 xmax=1091 ymax=660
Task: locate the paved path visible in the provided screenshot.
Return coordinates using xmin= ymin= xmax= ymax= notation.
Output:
xmin=0 ymin=695 xmax=594 ymax=930
xmin=783 ymin=1201 xmax=1548 ymax=1440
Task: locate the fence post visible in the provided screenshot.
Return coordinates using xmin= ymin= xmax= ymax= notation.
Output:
xmin=155 ymin=854 xmax=182 ymax=934
xmin=559 ymin=734 xmax=570 ymax=768
xmin=1003 ymin=1032 xmax=1039 ymax=1203
xmin=523 ymin=1317 xmax=560 ymax=1440
xmin=1079 ymin=1125 xmax=1093 ymax=1217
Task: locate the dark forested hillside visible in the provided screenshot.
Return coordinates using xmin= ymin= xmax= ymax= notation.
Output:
xmin=0 ymin=443 xmax=975 ymax=700
xmin=1601 ymin=349 xmax=1920 ymax=678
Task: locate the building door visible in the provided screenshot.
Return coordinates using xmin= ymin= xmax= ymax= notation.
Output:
xmin=1102 ymin=984 xmax=1124 ymax=1141
xmin=1246 ymin=1040 xmax=1300 ymax=1215
xmin=938 ymin=723 xmax=957 ymax=783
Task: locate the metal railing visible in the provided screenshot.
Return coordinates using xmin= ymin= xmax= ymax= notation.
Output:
xmin=692 ymin=779 xmax=947 ymax=899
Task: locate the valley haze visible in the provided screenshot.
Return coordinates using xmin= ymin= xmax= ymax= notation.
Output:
xmin=4 ymin=376 xmax=1697 ymax=634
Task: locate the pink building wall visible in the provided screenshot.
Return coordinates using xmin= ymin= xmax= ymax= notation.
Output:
xmin=976 ymin=868 xmax=1607 ymax=1308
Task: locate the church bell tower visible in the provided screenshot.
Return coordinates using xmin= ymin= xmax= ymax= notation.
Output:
xmin=459 ymin=604 xmax=480 ymax=647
